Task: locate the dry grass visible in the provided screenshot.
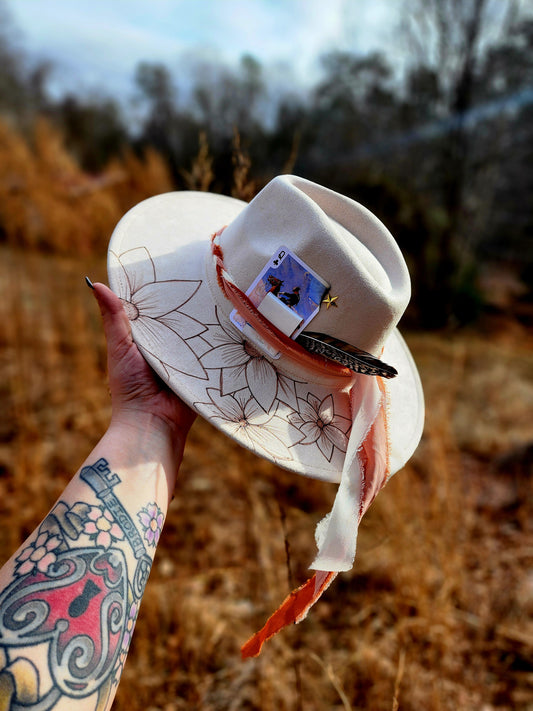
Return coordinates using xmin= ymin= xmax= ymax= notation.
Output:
xmin=0 ymin=117 xmax=174 ymax=255
xmin=231 ymin=129 xmax=256 ymax=202
xmin=181 ymin=132 xmax=214 ymax=192
xmin=1 ymin=246 xmax=532 ymax=711
xmin=0 ymin=119 xmax=532 ymax=709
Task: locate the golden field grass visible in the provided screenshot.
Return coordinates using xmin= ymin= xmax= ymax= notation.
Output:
xmin=0 ymin=117 xmax=532 ymax=710
xmin=0 ymin=245 xmax=532 ymax=711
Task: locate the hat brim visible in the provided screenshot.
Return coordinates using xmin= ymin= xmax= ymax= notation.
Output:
xmin=108 ymin=191 xmax=424 ymax=483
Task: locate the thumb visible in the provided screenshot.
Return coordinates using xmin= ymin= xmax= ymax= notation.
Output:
xmin=90 ymin=281 xmax=133 ymax=358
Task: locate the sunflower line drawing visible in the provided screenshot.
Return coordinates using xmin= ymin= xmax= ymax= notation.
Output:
xmin=109 ymin=247 xmax=208 ymax=380
xmin=288 ymin=393 xmax=351 ymax=462
xmin=200 ymin=308 xmax=301 ymax=412
xmin=194 ymin=388 xmax=300 ymax=462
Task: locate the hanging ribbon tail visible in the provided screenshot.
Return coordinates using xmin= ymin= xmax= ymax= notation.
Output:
xmin=310 ymin=376 xmax=383 ymax=573
xmin=240 ymin=378 xmax=390 ymax=660
xmin=240 ymin=570 xmax=337 ymax=659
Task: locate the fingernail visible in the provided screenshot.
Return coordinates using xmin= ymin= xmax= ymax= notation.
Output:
xmin=85 ymin=276 xmax=95 ymax=290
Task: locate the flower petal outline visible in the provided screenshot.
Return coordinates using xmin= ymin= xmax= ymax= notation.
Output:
xmin=133 ymin=280 xmax=201 ymax=318
xmin=246 ymin=357 xmax=278 ymax=412
xmin=133 ymin=317 xmax=208 ymax=380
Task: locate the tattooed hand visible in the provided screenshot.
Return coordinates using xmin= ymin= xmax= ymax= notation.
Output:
xmin=91 ymin=282 xmax=196 ymax=444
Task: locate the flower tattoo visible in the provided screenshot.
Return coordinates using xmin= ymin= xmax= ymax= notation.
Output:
xmin=84 ymin=506 xmax=125 ymax=549
xmin=114 ymin=601 xmax=139 ymax=682
xmin=15 ymin=531 xmax=62 ymax=576
xmin=137 ymin=503 xmax=164 ymax=547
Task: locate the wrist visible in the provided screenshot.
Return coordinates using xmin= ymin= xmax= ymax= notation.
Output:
xmin=107 ymin=410 xmax=188 ymax=477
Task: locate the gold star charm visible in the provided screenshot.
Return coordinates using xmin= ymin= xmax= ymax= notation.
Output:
xmin=322 ymin=293 xmax=339 ymax=309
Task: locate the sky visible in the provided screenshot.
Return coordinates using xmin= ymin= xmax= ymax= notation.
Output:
xmin=3 ymin=0 xmax=402 ymax=101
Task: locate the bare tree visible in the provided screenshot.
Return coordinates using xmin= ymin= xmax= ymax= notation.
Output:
xmin=399 ymin=0 xmax=520 ymax=325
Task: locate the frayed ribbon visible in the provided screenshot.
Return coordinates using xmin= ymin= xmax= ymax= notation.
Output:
xmin=211 ymin=231 xmax=391 ymax=659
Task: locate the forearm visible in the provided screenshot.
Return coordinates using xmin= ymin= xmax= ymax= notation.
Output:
xmin=0 ymin=415 xmax=183 ymax=711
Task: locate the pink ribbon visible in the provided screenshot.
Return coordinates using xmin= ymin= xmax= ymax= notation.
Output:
xmin=210 ymin=231 xmax=391 ymax=659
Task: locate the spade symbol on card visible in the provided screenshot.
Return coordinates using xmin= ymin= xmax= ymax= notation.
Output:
xmin=273 ymin=250 xmax=286 ymax=267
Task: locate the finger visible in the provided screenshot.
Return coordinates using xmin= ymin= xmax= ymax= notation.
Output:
xmin=91 ymin=282 xmax=133 ymax=357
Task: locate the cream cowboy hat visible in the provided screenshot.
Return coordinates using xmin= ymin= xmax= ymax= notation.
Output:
xmin=107 ymin=175 xmax=424 ymax=656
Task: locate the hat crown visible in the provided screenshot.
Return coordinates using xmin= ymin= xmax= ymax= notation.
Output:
xmin=219 ymin=175 xmax=410 ymax=355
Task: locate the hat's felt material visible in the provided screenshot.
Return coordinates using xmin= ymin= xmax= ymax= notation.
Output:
xmin=108 ymin=176 xmax=424 ymax=483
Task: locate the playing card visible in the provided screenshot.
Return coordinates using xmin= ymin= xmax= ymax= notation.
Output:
xmin=230 ymin=246 xmax=330 ymax=339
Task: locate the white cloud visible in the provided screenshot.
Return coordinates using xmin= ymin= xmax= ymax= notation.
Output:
xmin=4 ymin=0 xmax=400 ymax=98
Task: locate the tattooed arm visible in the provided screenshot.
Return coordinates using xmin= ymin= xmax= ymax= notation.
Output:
xmin=0 ymin=283 xmax=196 ymax=711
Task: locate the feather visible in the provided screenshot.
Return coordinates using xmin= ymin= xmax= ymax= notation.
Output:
xmin=296 ymin=332 xmax=398 ymax=378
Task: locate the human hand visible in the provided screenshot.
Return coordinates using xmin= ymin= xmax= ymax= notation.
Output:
xmin=90 ymin=281 xmax=196 ymax=443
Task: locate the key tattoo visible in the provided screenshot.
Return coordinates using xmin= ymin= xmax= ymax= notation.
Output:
xmin=0 ymin=458 xmax=164 ymax=711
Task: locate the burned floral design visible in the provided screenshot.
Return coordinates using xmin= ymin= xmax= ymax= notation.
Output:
xmin=109 ymin=247 xmax=208 ymax=380
xmin=289 ymin=393 xmax=351 ymax=462
xmin=195 ymin=388 xmax=299 ymax=461
xmin=200 ymin=308 xmax=299 ymax=412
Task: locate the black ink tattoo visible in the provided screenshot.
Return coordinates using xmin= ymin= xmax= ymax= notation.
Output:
xmin=80 ymin=458 xmax=146 ymax=558
xmin=0 ymin=457 xmax=163 ymax=711
xmin=132 ymin=556 xmax=152 ymax=600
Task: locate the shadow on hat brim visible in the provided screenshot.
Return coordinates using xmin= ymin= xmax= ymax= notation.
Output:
xmin=108 ymin=191 xmax=424 ymax=483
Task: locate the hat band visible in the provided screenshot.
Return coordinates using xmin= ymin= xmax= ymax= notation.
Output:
xmin=211 ymin=229 xmax=353 ymax=379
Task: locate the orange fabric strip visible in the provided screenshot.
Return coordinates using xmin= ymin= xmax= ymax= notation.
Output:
xmin=211 ymin=231 xmax=391 ymax=659
xmin=358 ymin=375 xmax=391 ymax=517
xmin=240 ymin=571 xmax=337 ymax=659
xmin=240 ymin=385 xmax=390 ymax=658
